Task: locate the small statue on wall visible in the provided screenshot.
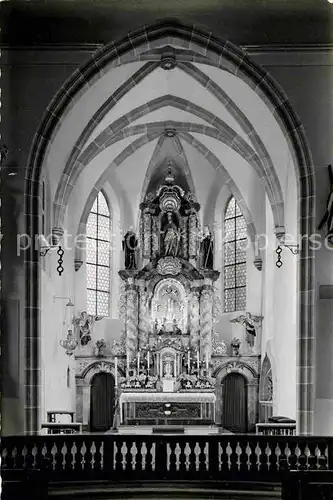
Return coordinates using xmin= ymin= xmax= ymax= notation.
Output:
xmin=122 ymin=227 xmax=138 ymax=269
xmin=230 ymin=312 xmax=263 ymax=349
xmin=73 ymin=311 xmax=103 ymax=346
xmin=200 ymin=225 xmax=214 ymax=269
xmin=318 ymin=164 xmax=333 ymax=244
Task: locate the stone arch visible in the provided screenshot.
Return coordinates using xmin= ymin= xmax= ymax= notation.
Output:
xmin=25 ymin=20 xmax=315 ymax=435
xmin=214 ymin=360 xmax=259 ymax=432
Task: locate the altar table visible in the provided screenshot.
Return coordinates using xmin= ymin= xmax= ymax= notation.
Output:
xmin=119 ymin=392 xmax=216 ymax=425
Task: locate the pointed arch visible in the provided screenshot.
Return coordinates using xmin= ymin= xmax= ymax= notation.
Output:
xmin=25 ymin=20 xmax=315 ymax=435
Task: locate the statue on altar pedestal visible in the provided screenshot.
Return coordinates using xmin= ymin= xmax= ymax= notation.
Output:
xmin=162 ymin=212 xmax=181 ymax=257
xmin=172 ymin=318 xmax=181 ymax=335
xmin=122 ymin=227 xmax=138 ymax=269
xmin=73 ymin=311 xmax=103 ymax=346
xmin=200 ymin=225 xmax=214 ymax=269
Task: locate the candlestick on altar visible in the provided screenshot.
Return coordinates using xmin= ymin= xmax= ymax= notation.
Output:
xmin=137 ymin=350 xmax=140 ymax=373
xmin=126 ymin=353 xmax=130 ymax=377
xmin=147 ymin=351 xmax=150 ymax=376
xmin=187 ymin=350 xmax=190 ymax=373
xmin=206 ymin=351 xmax=209 ymax=370
xmin=115 ymin=356 xmax=118 ymax=387
xmin=197 ymin=350 xmax=200 ymax=370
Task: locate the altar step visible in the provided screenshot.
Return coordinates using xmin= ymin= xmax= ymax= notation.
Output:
xmin=125 ymin=418 xmax=214 ymax=426
xmin=106 ymin=425 xmax=232 ymax=435
xmin=47 ymin=481 xmax=282 ymax=499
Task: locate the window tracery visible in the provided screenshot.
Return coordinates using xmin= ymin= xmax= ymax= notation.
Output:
xmin=86 ymin=191 xmax=111 ymax=316
xmin=224 ymin=196 xmax=247 ymax=312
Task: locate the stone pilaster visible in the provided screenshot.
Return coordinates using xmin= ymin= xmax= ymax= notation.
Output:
xmin=181 ymin=215 xmax=188 ymax=259
xmin=151 ymin=216 xmax=159 ymax=258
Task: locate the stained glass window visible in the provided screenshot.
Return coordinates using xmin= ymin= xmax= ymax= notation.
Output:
xmin=224 ymin=197 xmax=247 ymax=312
xmin=86 ymin=191 xmax=111 ymax=316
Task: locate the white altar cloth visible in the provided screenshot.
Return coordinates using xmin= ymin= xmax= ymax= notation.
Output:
xmin=119 ymin=391 xmax=216 ymax=423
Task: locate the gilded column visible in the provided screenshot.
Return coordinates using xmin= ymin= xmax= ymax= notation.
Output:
xmin=200 ymin=287 xmax=213 ymax=359
xmin=143 ymin=210 xmax=151 ymax=259
xmin=189 ymin=290 xmax=200 ymax=349
xmin=138 ymin=290 xmax=149 ymax=348
xmin=126 ymin=287 xmax=139 ymax=363
xmin=189 ymin=212 xmax=197 ymax=259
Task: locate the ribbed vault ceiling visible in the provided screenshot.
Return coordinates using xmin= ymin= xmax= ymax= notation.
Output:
xmin=48 ymin=39 xmax=298 ymax=240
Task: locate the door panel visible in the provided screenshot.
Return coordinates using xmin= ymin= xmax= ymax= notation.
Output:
xmin=90 ymin=372 xmax=115 ymax=432
xmin=222 ymin=373 xmax=247 ymax=433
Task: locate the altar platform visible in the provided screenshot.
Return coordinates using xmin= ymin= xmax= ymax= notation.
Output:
xmin=119 ymin=391 xmax=216 ymax=425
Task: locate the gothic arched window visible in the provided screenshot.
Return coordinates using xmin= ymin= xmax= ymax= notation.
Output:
xmin=86 ymin=191 xmax=111 ymax=316
xmin=224 ymin=196 xmax=247 ymax=312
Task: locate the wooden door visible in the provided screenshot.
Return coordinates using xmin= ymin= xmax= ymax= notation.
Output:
xmin=222 ymin=373 xmax=248 ymax=433
xmin=90 ymin=372 xmax=115 ymax=432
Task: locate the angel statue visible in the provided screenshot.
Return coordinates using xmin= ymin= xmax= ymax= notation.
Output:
xmin=73 ymin=311 xmax=103 ymax=346
xmin=230 ymin=312 xmax=263 ymax=349
xmin=318 ymin=165 xmax=333 ymax=244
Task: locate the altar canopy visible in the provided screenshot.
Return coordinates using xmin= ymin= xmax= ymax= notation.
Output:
xmin=117 ymin=164 xmax=220 ymax=422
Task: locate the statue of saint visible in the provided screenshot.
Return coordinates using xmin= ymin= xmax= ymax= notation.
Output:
xmin=73 ymin=311 xmax=103 ymax=346
xmin=172 ymin=318 xmax=181 ymax=335
xmin=200 ymin=225 xmax=214 ymax=269
xmin=122 ymin=227 xmax=138 ymax=269
xmin=162 ymin=212 xmax=181 ymax=257
xmin=230 ymin=312 xmax=263 ymax=349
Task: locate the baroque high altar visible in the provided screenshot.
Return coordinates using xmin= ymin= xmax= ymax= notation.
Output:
xmin=117 ymin=166 xmax=219 ymax=423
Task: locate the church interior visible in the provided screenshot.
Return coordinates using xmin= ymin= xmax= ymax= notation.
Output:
xmin=1 ymin=1 xmax=333 ymax=497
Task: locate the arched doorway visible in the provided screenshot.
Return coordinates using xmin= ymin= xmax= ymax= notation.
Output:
xmin=90 ymin=372 xmax=115 ymax=432
xmin=222 ymin=373 xmax=248 ymax=433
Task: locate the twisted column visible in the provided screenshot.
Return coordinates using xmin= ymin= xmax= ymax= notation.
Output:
xmin=143 ymin=210 xmax=151 ymax=259
xmin=189 ymin=212 xmax=197 ymax=259
xmin=151 ymin=216 xmax=159 ymax=258
xmin=181 ymin=216 xmax=188 ymax=259
xmin=138 ymin=290 xmax=149 ymax=348
xmin=189 ymin=290 xmax=200 ymax=349
xmin=200 ymin=287 xmax=213 ymax=359
xmin=125 ymin=287 xmax=139 ymax=363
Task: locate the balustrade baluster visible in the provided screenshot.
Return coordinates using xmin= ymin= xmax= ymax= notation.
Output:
xmin=267 ymin=439 xmax=279 ymax=478
xmin=114 ymin=440 xmax=124 ymax=474
xmin=168 ymin=441 xmax=177 ymax=476
xmin=187 ymin=439 xmax=197 ymax=477
xmin=247 ymin=440 xmax=258 ymax=476
xmin=238 ymin=439 xmax=249 ymax=476
xmin=144 ymin=440 xmax=154 ymax=473
xmin=83 ymin=439 xmax=94 ymax=477
xmin=93 ymin=439 xmax=103 ymax=477
xmin=124 ymin=440 xmax=134 ymax=475
xmin=178 ymin=441 xmax=187 ymax=475
xmin=134 ymin=439 xmax=143 ymax=477
xmin=219 ymin=440 xmax=229 ymax=475
xmin=307 ymin=441 xmax=318 ymax=470
xmin=54 ymin=441 xmax=64 ymax=475
xmin=317 ymin=442 xmax=328 ymax=470
xmin=258 ymin=439 xmax=269 ymax=477
xmin=63 ymin=438 xmax=74 ymax=475
xmin=73 ymin=440 xmax=84 ymax=476
xmin=197 ymin=440 xmax=207 ymax=477
xmin=228 ymin=439 xmax=239 ymax=477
